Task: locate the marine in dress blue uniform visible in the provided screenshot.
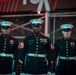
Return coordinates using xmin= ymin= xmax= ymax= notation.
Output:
xmin=19 ymin=19 xmax=55 ymax=75
xmin=0 ymin=21 xmax=19 ymax=75
xmin=54 ymin=24 xmax=76 ymax=75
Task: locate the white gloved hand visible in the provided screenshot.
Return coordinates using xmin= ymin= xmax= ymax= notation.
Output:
xmin=47 ymin=71 xmax=51 ymax=75
xmin=11 ymin=72 xmax=16 ymax=75
xmin=20 ymin=73 xmax=26 ymax=75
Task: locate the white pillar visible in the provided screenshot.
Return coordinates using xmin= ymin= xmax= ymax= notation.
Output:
xmin=45 ymin=12 xmax=49 ymax=37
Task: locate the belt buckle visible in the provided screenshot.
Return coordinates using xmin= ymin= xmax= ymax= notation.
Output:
xmin=34 ymin=53 xmax=38 ymax=57
xmin=2 ymin=53 xmax=5 ymax=57
xmin=65 ymin=57 xmax=69 ymax=60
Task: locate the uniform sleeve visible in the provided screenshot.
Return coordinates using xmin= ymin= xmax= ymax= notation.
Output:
xmin=15 ymin=37 xmax=28 ymax=74
xmin=54 ymin=41 xmax=59 ymax=59
xmin=13 ymin=39 xmax=21 ymax=74
xmin=54 ymin=40 xmax=59 ymax=72
xmin=46 ymin=38 xmax=55 ymax=73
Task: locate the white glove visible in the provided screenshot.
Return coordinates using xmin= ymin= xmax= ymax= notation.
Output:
xmin=11 ymin=72 xmax=16 ymax=75
xmin=47 ymin=71 xmax=56 ymax=75
xmin=47 ymin=71 xmax=51 ymax=75
xmin=20 ymin=73 xmax=26 ymax=75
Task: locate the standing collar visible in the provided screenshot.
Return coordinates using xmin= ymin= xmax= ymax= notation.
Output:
xmin=62 ymin=37 xmax=72 ymax=40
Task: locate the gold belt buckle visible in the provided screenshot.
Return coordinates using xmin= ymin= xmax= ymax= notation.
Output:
xmin=34 ymin=53 xmax=38 ymax=57
xmin=65 ymin=57 xmax=69 ymax=60
xmin=2 ymin=53 xmax=5 ymax=57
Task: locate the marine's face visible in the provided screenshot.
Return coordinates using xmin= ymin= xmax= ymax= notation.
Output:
xmin=1 ymin=27 xmax=11 ymax=35
xmin=62 ymin=30 xmax=71 ymax=38
xmin=33 ymin=25 xmax=41 ymax=33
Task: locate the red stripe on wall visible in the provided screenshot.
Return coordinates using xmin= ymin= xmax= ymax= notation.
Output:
xmin=53 ymin=0 xmax=58 ymax=11
xmin=0 ymin=2 xmax=3 ymax=12
xmin=6 ymin=0 xmax=11 ymax=13
xmin=2 ymin=2 xmax=7 ymax=13
xmin=10 ymin=0 xmax=15 ymax=12
xmin=49 ymin=0 xmax=52 ymax=5
xmin=14 ymin=0 xmax=19 ymax=12
xmin=0 ymin=0 xmax=9 ymax=2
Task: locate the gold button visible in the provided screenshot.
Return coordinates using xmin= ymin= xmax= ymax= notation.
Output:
xmin=36 ymin=48 xmax=38 ymax=50
xmin=36 ymin=37 xmax=38 ymax=38
xmin=4 ymin=43 xmax=6 ymax=45
xmin=3 ymin=49 xmax=5 ymax=50
xmin=66 ymin=46 xmax=68 ymax=48
xmin=66 ymin=53 xmax=68 ymax=54
xmin=66 ymin=49 xmax=68 ymax=50
xmin=5 ymin=38 xmax=7 ymax=40
xmin=66 ymin=41 xmax=68 ymax=42
xmin=4 ymin=41 xmax=6 ymax=42
xmin=66 ymin=44 xmax=68 ymax=45
xmin=66 ymin=52 xmax=68 ymax=53
xmin=36 ymin=51 xmax=38 ymax=53
xmin=4 ymin=46 xmax=6 ymax=48
xmin=66 ymin=50 xmax=68 ymax=52
xmin=34 ymin=53 xmax=38 ymax=57
xmin=36 ymin=39 xmax=38 ymax=41
xmin=36 ymin=45 xmax=38 ymax=47
xmin=36 ymin=42 xmax=38 ymax=44
xmin=66 ymin=55 xmax=68 ymax=56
